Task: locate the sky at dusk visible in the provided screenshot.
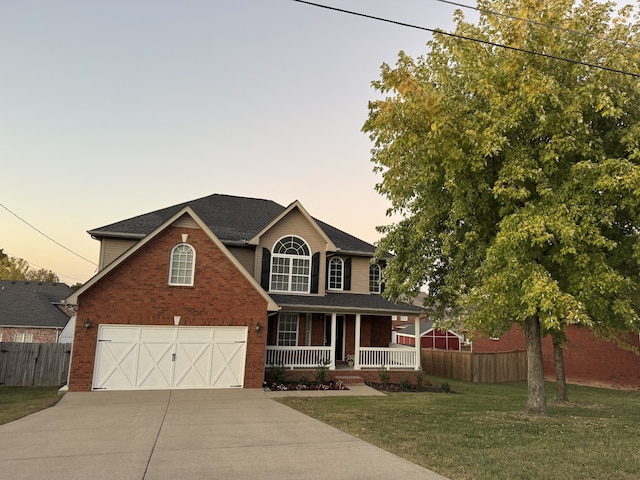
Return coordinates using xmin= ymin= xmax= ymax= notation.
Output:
xmin=1 ymin=0 xmax=467 ymax=285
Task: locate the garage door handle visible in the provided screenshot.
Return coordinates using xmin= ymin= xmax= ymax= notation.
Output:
xmin=172 ymin=353 xmax=176 ymax=362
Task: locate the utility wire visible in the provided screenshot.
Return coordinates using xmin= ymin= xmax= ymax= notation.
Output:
xmin=291 ymin=0 xmax=640 ymax=78
xmin=432 ymin=0 xmax=640 ymax=48
xmin=0 ymin=203 xmax=98 ymax=266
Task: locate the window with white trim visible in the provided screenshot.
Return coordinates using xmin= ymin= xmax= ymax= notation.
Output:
xmin=270 ymin=236 xmax=311 ymax=293
xmin=369 ymin=263 xmax=381 ymax=293
xmin=277 ymin=313 xmax=299 ymax=346
xmin=328 ymin=257 xmax=343 ymax=290
xmin=169 ymin=243 xmax=196 ymax=286
xmin=14 ymin=333 xmax=33 ymax=343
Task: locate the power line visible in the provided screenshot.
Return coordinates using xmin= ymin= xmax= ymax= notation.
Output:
xmin=291 ymin=0 xmax=640 ymax=78
xmin=0 ymin=203 xmax=98 ymax=266
xmin=432 ymin=0 xmax=640 ymax=49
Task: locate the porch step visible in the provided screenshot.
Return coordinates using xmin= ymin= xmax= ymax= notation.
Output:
xmin=335 ymin=375 xmax=366 ymax=386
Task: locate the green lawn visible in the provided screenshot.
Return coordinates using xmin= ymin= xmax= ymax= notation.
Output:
xmin=0 ymin=386 xmax=64 ymax=425
xmin=278 ymin=379 xmax=640 ymax=480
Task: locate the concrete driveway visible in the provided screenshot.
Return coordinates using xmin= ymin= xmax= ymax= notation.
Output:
xmin=0 ymin=388 xmax=448 ymax=480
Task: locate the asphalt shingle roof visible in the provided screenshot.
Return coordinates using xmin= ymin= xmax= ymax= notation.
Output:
xmin=88 ymin=193 xmax=377 ymax=254
xmin=270 ymin=293 xmax=422 ymax=315
xmin=397 ymin=320 xmax=435 ymax=336
xmin=0 ymin=281 xmax=73 ymax=328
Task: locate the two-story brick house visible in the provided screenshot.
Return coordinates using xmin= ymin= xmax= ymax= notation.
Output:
xmin=66 ymin=194 xmax=422 ymax=391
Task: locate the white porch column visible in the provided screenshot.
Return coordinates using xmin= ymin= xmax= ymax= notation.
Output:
xmin=354 ymin=313 xmax=362 ymax=370
xmin=329 ymin=312 xmax=337 ymax=370
xmin=414 ymin=315 xmax=422 ymax=370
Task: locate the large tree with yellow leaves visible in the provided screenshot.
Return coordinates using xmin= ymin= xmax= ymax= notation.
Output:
xmin=364 ymin=0 xmax=640 ymax=414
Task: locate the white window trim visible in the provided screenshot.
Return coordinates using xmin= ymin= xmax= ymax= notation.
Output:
xmin=14 ymin=333 xmax=33 ymax=343
xmin=269 ymin=235 xmax=311 ymax=293
xmin=328 ymin=257 xmax=344 ymax=290
xmin=305 ymin=313 xmax=312 ymax=346
xmin=277 ymin=313 xmax=299 ymax=346
xmin=369 ymin=263 xmax=382 ymax=293
xmin=169 ymin=243 xmax=196 ymax=286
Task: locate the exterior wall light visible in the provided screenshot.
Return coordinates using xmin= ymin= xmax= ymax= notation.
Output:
xmin=84 ymin=319 xmax=91 ymax=329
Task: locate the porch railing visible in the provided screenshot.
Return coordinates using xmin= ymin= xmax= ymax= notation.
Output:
xmin=265 ymin=346 xmax=331 ymax=369
xmin=265 ymin=345 xmax=417 ymax=370
xmin=359 ymin=346 xmax=417 ymax=369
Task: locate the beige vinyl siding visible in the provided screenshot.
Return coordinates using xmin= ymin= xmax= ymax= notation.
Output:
xmin=99 ymin=238 xmax=138 ymax=270
xmin=172 ymin=215 xmax=200 ymax=229
xmin=349 ymin=256 xmax=376 ymax=294
xmin=255 ymin=209 xmax=329 ymax=293
xmin=227 ymin=246 xmax=255 ymax=276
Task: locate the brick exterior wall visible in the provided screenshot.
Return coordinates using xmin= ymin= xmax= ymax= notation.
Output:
xmin=0 ymin=327 xmax=61 ymax=343
xmin=473 ymin=325 xmax=640 ymax=389
xmin=69 ymin=225 xmax=268 ymax=391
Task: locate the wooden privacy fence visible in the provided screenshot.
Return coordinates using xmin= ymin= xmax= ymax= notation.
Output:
xmin=421 ymin=349 xmax=527 ymax=383
xmin=0 ymin=343 xmax=71 ymax=387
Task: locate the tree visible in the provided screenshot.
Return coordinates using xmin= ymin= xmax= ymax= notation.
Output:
xmin=363 ymin=0 xmax=640 ymax=415
xmin=0 ymin=249 xmax=59 ymax=282
xmin=552 ymin=335 xmax=569 ymax=402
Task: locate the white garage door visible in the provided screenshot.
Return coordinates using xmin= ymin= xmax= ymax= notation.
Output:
xmin=93 ymin=325 xmax=247 ymax=391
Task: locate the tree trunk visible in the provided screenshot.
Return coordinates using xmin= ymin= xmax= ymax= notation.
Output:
xmin=553 ymin=337 xmax=569 ymax=402
xmin=524 ymin=315 xmax=547 ymax=415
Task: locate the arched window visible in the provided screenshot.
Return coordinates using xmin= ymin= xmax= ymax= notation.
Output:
xmin=369 ymin=263 xmax=381 ymax=293
xmin=270 ymin=236 xmax=311 ymax=293
xmin=169 ymin=243 xmax=195 ymax=286
xmin=328 ymin=257 xmax=343 ymax=290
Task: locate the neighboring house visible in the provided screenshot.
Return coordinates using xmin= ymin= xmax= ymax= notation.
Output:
xmin=396 ymin=320 xmax=466 ymax=351
xmin=391 ymin=292 xmax=426 ymax=340
xmin=58 ymin=315 xmax=76 ymax=344
xmin=472 ymin=326 xmax=640 ymax=389
xmin=0 ymin=281 xmax=74 ymax=343
xmin=66 ymin=194 xmax=422 ymax=392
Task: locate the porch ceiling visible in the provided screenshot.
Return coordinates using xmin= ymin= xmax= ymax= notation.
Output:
xmin=269 ymin=293 xmax=422 ymax=316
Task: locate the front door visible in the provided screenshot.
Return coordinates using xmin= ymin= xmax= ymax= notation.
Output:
xmin=324 ymin=315 xmax=345 ymax=362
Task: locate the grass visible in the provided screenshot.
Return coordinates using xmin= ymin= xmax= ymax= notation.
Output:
xmin=277 ymin=379 xmax=640 ymax=480
xmin=0 ymin=386 xmax=64 ymax=425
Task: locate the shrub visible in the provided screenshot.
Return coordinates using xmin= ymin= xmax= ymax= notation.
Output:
xmin=378 ymin=366 xmax=390 ymax=385
xmin=269 ymin=363 xmax=287 ymax=384
xmin=400 ymin=376 xmax=411 ymax=391
xmin=314 ymin=359 xmax=330 ymax=383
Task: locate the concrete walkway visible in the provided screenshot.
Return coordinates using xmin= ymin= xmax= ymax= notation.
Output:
xmin=0 ymin=388 xmax=449 ymax=480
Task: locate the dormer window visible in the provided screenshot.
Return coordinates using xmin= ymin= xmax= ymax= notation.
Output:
xmin=270 ymin=236 xmax=311 ymax=293
xmin=369 ymin=263 xmax=381 ymax=293
xmin=328 ymin=257 xmax=343 ymax=290
xmin=169 ymin=243 xmax=195 ymax=286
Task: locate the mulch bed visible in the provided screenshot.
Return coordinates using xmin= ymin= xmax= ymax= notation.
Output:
xmin=266 ymin=380 xmax=349 ymax=391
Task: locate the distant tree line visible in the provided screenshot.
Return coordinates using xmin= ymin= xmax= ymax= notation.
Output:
xmin=0 ymin=248 xmax=60 ymax=283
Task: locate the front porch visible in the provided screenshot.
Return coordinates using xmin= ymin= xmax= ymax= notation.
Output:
xmin=264 ymin=311 xmax=422 ymax=371
xmin=265 ymin=344 xmax=419 ymax=370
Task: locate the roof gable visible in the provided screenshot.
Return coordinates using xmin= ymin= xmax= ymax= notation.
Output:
xmin=248 ymin=200 xmax=337 ymax=250
xmin=69 ymin=207 xmax=279 ymax=311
